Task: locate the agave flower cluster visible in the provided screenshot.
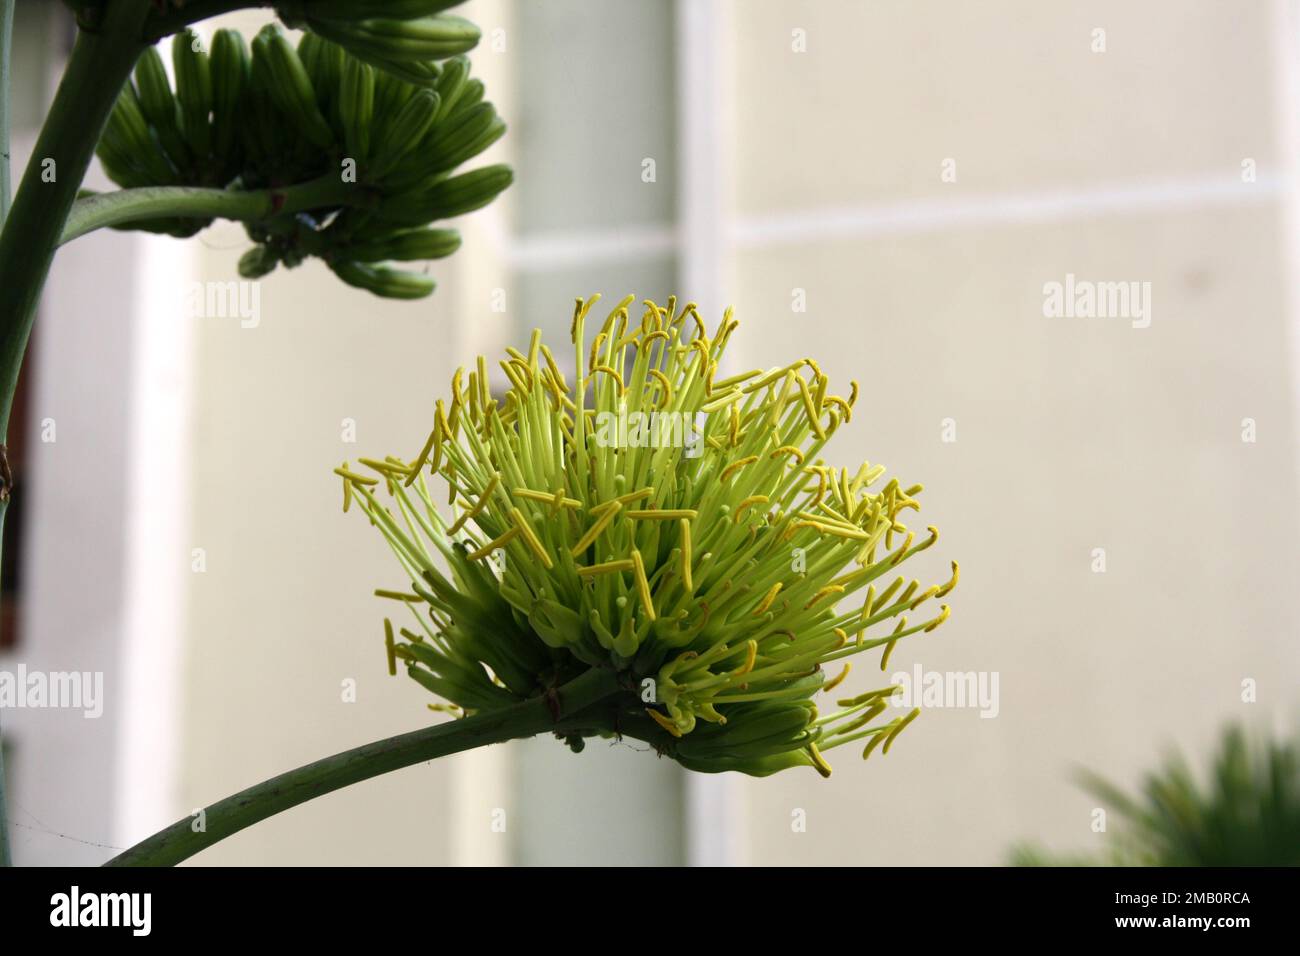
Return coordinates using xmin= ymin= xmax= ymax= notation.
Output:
xmin=338 ymin=295 xmax=958 ymax=776
xmin=96 ymin=3 xmax=508 ymax=298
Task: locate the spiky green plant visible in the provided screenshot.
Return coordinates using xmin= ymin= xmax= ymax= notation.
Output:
xmin=337 ymin=294 xmax=959 ymax=776
xmin=1012 ymin=724 xmax=1300 ymax=866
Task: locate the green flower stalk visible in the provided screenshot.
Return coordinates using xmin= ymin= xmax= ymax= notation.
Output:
xmin=338 ymin=295 xmax=959 ymax=777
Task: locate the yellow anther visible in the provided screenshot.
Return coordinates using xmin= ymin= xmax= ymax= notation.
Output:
xmin=570 ymin=501 xmax=622 ymax=556
xmin=796 ymin=374 xmax=826 ymax=439
xmin=909 ymin=585 xmax=940 ymax=610
xmin=646 ymin=708 xmax=683 ymax=738
xmin=680 ymin=518 xmax=693 ymax=593
xmin=448 ymin=472 xmax=500 ymax=534
xmin=575 ymin=559 xmax=634 ymax=577
xmin=333 ymin=466 xmax=380 ymax=486
xmin=510 ymin=506 xmax=553 ymax=569
xmin=822 ymin=662 xmax=851 ymax=693
xmin=753 ymin=582 xmax=782 ymax=616
xmin=719 ymin=455 xmax=759 ymax=482
xmin=924 ymin=604 xmax=951 ymax=632
xmin=647 ymin=368 xmax=673 ymax=409
xmin=889 ymin=530 xmax=915 ymax=565
xmin=734 ymin=495 xmax=769 ymax=522
xmin=936 ymin=561 xmax=959 ymax=597
xmin=467 ymin=527 xmax=518 ymax=561
xmin=383 ymin=619 xmax=397 ymax=677
xmin=736 ymin=639 xmax=757 ymax=675
xmin=513 ymin=487 xmax=581 ymax=510
xmin=769 ymin=445 xmax=805 ymax=464
xmin=630 ymin=548 xmax=656 ymax=621
xmin=881 ymin=708 xmax=920 ymax=754
xmin=625 ymin=508 xmax=699 ymax=520
xmin=808 ymin=741 xmax=833 ymax=778
xmin=879 ymin=638 xmax=898 ymax=671
xmin=804 ymin=584 xmax=845 ymax=609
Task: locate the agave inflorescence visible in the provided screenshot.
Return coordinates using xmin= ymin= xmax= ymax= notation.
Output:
xmin=95 ymin=2 xmax=509 ymax=299
xmin=337 ymin=295 xmax=958 ymax=776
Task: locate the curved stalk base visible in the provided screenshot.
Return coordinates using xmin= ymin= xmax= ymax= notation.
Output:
xmin=105 ymin=667 xmax=623 ymax=867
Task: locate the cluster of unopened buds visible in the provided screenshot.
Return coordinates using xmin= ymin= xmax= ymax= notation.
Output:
xmin=93 ymin=0 xmax=509 ymax=298
xmin=338 ymin=295 xmax=959 ymax=777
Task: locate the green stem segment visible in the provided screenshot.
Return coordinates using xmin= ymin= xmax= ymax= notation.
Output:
xmin=0 ymin=3 xmax=149 ymax=439
xmin=106 ymin=668 xmax=624 ymax=867
xmin=61 ymin=175 xmax=374 ymax=245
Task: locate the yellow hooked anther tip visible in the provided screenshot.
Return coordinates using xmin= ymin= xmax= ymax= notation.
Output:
xmin=647 ymin=708 xmax=683 ymax=738
xmin=923 ymin=604 xmax=951 ymax=632
xmin=822 ymin=662 xmax=851 ymax=693
xmin=737 ymin=639 xmax=757 ymax=675
xmin=809 ymin=741 xmax=833 ymax=778
xmin=882 ymin=707 xmax=921 ymax=754
xmin=936 ymin=561 xmax=959 ymax=597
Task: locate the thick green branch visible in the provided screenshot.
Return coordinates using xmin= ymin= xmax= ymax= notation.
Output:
xmin=105 ymin=667 xmax=624 ymax=867
xmin=61 ymin=175 xmax=374 ymax=245
xmin=0 ymin=2 xmax=150 ymax=439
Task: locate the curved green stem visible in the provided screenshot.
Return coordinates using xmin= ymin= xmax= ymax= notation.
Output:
xmin=0 ymin=1 xmax=150 ymax=440
xmin=105 ymin=667 xmax=625 ymax=867
xmin=61 ymin=174 xmax=373 ymax=245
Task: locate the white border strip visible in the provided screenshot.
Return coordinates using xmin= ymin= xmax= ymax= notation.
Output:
xmin=677 ymin=0 xmax=741 ymax=868
xmin=113 ymin=235 xmax=196 ymax=847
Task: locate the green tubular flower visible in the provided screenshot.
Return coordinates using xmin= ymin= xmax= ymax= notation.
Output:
xmin=338 ymin=295 xmax=960 ymax=776
xmin=94 ymin=12 xmax=510 ymax=299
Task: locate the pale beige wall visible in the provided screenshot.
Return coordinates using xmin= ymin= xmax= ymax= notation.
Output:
xmin=725 ymin=0 xmax=1300 ymax=864
xmin=169 ymin=0 xmax=1300 ymax=866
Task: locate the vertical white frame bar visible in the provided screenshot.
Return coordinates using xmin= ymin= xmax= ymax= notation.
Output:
xmin=676 ymin=0 xmax=740 ymax=867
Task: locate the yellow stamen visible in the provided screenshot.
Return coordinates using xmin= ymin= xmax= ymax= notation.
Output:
xmin=881 ymin=707 xmax=920 ymax=754
xmin=804 ymin=584 xmax=845 ymax=609
xmin=383 ymin=619 xmax=397 ymax=677
xmin=467 ymin=527 xmax=518 ymax=561
xmin=647 ymin=708 xmax=682 ymax=737
xmin=571 ymin=501 xmax=622 ymax=555
xmin=680 ymin=518 xmax=693 ymax=593
xmin=734 ymin=495 xmax=769 ymax=522
xmin=924 ymin=605 xmax=951 ymax=632
xmin=936 ymin=560 xmax=959 ymax=597
xmin=334 ymin=466 xmax=380 ymax=486
xmin=719 ymin=455 xmax=758 ymax=482
xmin=575 ymin=559 xmax=634 ymax=577
xmin=625 ymin=508 xmax=699 ymax=520
xmin=808 ymin=740 xmax=833 ymax=778
xmin=513 ymin=487 xmax=581 ymax=510
xmin=796 ymin=374 xmax=826 ymax=439
xmin=753 ymin=582 xmax=782 ymax=616
xmin=822 ymin=662 xmax=851 ymax=693
xmin=448 ymin=472 xmax=500 ymax=534
xmin=630 ymin=548 xmax=656 ymax=621
xmin=510 ymin=506 xmax=553 ymax=569
xmin=647 ymin=368 xmax=672 ymax=409
xmin=592 ymin=364 xmax=626 ymax=395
